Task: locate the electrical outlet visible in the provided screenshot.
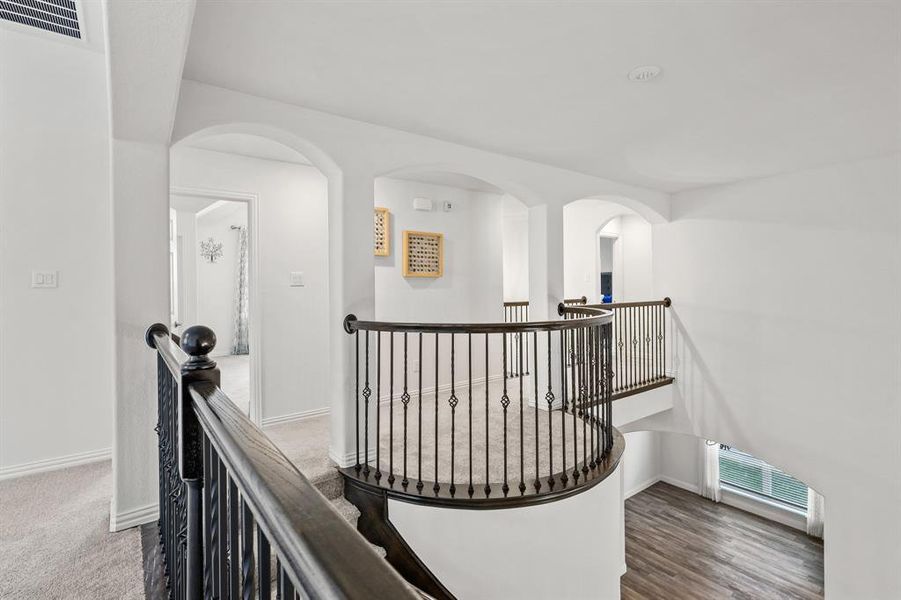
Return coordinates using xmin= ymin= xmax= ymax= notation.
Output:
xmin=289 ymin=271 xmax=305 ymax=287
xmin=31 ymin=271 xmax=58 ymax=288
xmin=412 ymin=359 xmax=420 ymax=374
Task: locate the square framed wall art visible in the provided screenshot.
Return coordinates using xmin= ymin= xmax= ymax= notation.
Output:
xmin=402 ymin=230 xmax=444 ymax=278
xmin=374 ymin=206 xmax=390 ymax=256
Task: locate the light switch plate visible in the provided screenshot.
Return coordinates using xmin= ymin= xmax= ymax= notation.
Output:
xmin=289 ymin=271 xmax=305 ymax=287
xmin=32 ymin=271 xmax=58 ymax=288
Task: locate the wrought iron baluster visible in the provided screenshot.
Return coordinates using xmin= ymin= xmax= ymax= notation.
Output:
xmin=501 ymin=332 xmax=510 ymax=496
xmin=580 ymin=325 xmax=588 ymax=475
xmin=417 ymin=333 xmax=423 ymax=493
xmin=258 ymin=529 xmax=271 ymax=600
xmin=209 ymin=446 xmax=221 ymax=599
xmin=202 ymin=435 xmax=212 ymax=597
xmin=402 ymin=333 xmax=410 ymax=489
xmin=558 ymin=330 xmax=567 ymax=488
xmin=468 ymin=333 xmax=474 ymax=498
xmin=375 ymin=332 xmax=382 ymax=482
xmin=388 ymin=333 xmax=395 ymax=486
xmin=363 ymin=332 xmax=371 ymax=478
xmin=240 ymin=497 xmax=254 ymax=600
xmin=217 ymin=457 xmax=228 ymax=596
xmin=570 ymin=327 xmax=578 ymax=483
xmin=588 ymin=325 xmax=596 ymax=469
xmin=533 ymin=330 xmax=540 ymax=493
xmin=484 ymin=333 xmax=491 ymax=497
xmin=433 ymin=334 xmax=439 ymax=495
xmin=276 ymin=558 xmax=283 ymax=600
xmin=518 ymin=332 xmax=525 ymax=495
xmin=355 ymin=331 xmax=360 ymax=471
xmin=228 ymin=479 xmax=240 ymax=597
xmin=449 ymin=334 xmax=458 ymax=497
xmin=281 ymin=565 xmax=295 ymax=600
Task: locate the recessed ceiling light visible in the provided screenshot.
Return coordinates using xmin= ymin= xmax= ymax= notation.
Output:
xmin=628 ymin=65 xmax=662 ymax=82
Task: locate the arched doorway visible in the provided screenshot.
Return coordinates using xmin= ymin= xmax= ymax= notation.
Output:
xmin=168 ymin=130 xmax=332 ymax=436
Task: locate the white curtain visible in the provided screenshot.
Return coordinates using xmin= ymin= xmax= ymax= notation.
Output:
xmin=231 ymin=226 xmax=250 ymax=355
xmin=701 ymin=439 xmax=722 ymax=502
xmin=807 ymin=488 xmax=825 ymax=538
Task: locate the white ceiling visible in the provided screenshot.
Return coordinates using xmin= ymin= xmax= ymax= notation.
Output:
xmin=186 ymin=133 xmax=313 ymax=165
xmin=183 ymin=1 xmax=900 ymax=193
xmin=389 ymin=171 xmax=504 ymax=194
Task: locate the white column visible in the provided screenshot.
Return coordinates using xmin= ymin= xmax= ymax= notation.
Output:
xmin=527 ymin=203 xmax=565 ymax=408
xmin=110 ymin=139 xmax=170 ymax=531
xmin=328 ymin=172 xmax=376 ymax=467
xmin=528 ymin=204 xmax=564 ymax=320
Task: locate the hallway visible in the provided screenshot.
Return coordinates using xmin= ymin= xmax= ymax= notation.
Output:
xmin=622 ymin=482 xmax=824 ymax=599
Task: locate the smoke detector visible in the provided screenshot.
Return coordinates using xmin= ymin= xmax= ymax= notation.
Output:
xmin=628 ymin=65 xmax=662 ymax=82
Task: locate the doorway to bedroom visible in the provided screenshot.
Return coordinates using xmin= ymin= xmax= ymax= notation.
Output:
xmin=170 ymin=194 xmax=253 ymax=416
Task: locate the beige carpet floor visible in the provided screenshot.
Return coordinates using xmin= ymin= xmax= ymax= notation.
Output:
xmin=0 ymin=461 xmax=144 ymax=600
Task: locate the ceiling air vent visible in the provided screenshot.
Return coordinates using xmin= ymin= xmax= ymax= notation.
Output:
xmin=1 ymin=0 xmax=81 ymax=39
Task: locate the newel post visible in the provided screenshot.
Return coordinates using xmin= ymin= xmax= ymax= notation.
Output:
xmin=179 ymin=326 xmax=220 ymax=600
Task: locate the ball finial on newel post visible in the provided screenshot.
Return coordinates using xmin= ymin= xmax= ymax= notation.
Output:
xmin=180 ymin=325 xmax=217 ymax=371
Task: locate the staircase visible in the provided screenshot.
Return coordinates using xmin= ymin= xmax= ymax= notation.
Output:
xmin=264 ymin=417 xmax=388 ymax=558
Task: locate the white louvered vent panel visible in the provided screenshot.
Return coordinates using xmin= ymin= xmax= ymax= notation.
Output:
xmin=0 ymin=0 xmax=81 ymax=39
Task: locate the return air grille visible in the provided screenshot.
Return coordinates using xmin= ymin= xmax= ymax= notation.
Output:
xmin=1 ymin=0 xmax=80 ymax=39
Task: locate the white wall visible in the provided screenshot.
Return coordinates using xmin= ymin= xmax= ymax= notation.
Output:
xmin=374 ymin=177 xmax=504 ymax=324
xmin=173 ymin=207 xmax=198 ymax=328
xmin=389 ymin=465 xmax=625 ymax=600
xmin=195 ymin=202 xmax=248 ymax=356
xmin=658 ymin=432 xmax=700 ymax=491
xmin=0 ymin=31 xmax=114 ymax=474
xmin=502 ymin=198 xmax=529 ymax=301
xmin=372 ymin=178 xmax=507 ymax=392
xmin=563 ymin=200 xmax=653 ymax=303
xmin=621 ymin=431 xmax=662 ymax=498
xmin=649 ymin=154 xmax=901 ymax=599
xmin=170 ymin=147 xmax=330 ymax=422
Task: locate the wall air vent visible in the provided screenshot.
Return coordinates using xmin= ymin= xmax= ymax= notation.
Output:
xmin=1 ymin=0 xmax=81 ymax=39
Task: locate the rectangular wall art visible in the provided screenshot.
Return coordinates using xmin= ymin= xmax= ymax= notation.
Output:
xmin=374 ymin=207 xmax=390 ymax=256
xmin=402 ymin=230 xmax=444 ymax=278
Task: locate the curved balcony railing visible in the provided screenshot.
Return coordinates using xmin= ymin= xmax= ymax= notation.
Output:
xmin=583 ymin=298 xmax=673 ymax=399
xmin=341 ymin=305 xmax=624 ymax=508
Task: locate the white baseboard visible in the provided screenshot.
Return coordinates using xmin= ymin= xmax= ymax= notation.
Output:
xmin=110 ymin=502 xmax=159 ymax=532
xmin=624 ymin=475 xmax=662 ymax=500
xmin=329 ymin=447 xmax=377 ymax=469
xmin=0 ymin=447 xmax=111 ymax=481
xmin=659 ymin=475 xmax=700 ymax=494
xmin=262 ymin=406 xmax=330 ymax=427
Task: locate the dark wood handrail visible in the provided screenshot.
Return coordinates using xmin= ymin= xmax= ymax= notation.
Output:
xmin=585 ymin=297 xmax=671 ymax=310
xmin=146 ymin=323 xmax=416 ymax=600
xmin=344 ymin=306 xmax=612 ymax=335
xmin=190 ymin=383 xmax=415 ymax=599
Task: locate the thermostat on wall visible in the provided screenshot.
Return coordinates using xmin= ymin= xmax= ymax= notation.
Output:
xmin=413 ymin=197 xmax=432 ymax=211
xmin=289 ymin=271 xmax=305 ymax=287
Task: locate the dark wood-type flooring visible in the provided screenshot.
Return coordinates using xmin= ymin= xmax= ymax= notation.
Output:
xmin=622 ymin=482 xmax=824 ymax=600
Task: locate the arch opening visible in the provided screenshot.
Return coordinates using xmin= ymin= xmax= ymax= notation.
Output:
xmin=563 ymin=197 xmax=655 ymax=305
xmin=168 ymin=129 xmax=332 ymax=453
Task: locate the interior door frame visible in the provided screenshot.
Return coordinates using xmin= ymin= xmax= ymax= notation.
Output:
xmin=596 ymin=230 xmax=620 ymax=302
xmin=170 ymin=186 xmax=263 ymax=426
